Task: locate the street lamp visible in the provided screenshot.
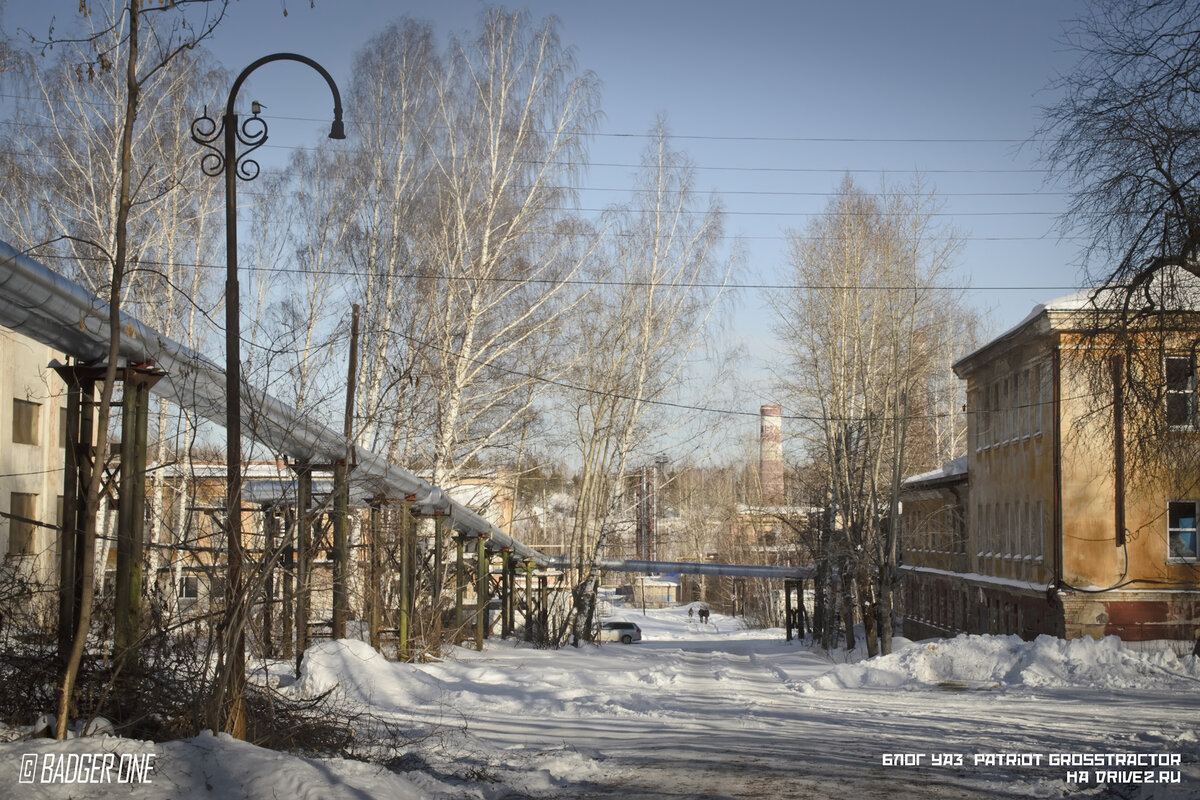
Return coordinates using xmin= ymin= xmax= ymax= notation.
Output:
xmin=192 ymin=53 xmax=344 ymax=739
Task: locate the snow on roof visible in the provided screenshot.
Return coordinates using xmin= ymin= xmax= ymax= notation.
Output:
xmin=902 ymin=455 xmax=967 ymax=487
xmin=954 ymin=266 xmax=1200 ymax=372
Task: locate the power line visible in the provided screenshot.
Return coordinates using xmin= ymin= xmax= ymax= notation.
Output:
xmin=0 ymin=116 xmax=1054 ymax=176
xmin=364 ymin=317 xmax=1105 ymax=428
xmin=28 ymin=250 xmax=1084 ymax=293
xmin=0 ymin=138 xmax=1066 ymax=200
xmin=0 ymin=92 xmax=1041 ymax=145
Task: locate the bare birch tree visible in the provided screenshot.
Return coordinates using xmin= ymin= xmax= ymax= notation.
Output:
xmin=1039 ymin=0 xmax=1200 ymax=485
xmin=562 ymin=119 xmax=729 ymax=643
xmin=1040 ymin=0 xmax=1200 ymax=295
xmin=776 ymin=175 xmax=966 ymax=656
xmin=337 ymin=20 xmax=439 ymax=458
xmin=413 ymin=9 xmax=601 ymax=489
xmin=252 ymin=150 xmax=358 ymax=422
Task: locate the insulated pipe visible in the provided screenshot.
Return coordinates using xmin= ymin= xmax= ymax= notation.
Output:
xmin=545 ymin=556 xmax=812 ymax=581
xmin=0 ymin=242 xmax=814 ymax=583
xmin=0 ymin=242 xmax=434 ymax=504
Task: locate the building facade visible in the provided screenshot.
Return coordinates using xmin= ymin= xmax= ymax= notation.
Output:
xmin=901 ymin=291 xmax=1200 ymax=644
xmin=0 ymin=326 xmax=67 ymax=616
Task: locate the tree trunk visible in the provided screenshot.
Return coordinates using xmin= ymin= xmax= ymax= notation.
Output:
xmin=56 ymin=0 xmax=142 ymax=740
xmin=857 ymin=561 xmax=879 ymax=658
xmin=839 ymin=557 xmax=856 ymax=652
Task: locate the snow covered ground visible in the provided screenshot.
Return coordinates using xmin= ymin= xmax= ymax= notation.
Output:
xmin=2 ymin=605 xmax=1198 ymax=798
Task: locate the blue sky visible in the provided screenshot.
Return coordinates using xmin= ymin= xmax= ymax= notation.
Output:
xmin=5 ymin=0 xmax=1091 ymax=424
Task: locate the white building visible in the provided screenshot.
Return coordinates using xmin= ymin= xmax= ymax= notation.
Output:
xmin=0 ymin=325 xmax=66 ymax=605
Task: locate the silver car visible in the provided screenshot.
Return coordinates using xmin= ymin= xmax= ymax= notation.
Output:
xmin=600 ymin=621 xmax=642 ymax=644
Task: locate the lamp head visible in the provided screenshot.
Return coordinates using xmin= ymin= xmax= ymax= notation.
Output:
xmin=329 ymin=116 xmax=346 ymax=140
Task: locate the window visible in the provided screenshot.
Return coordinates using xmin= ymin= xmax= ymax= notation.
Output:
xmin=980 ymin=386 xmax=992 ymax=448
xmin=989 ymin=504 xmax=998 ymax=557
xmin=975 ymin=502 xmax=984 ymax=557
xmin=179 ymin=574 xmax=199 ymax=599
xmin=1035 ymin=500 xmax=1045 ymax=563
xmin=974 ymin=389 xmax=985 ymax=450
xmin=954 ymin=507 xmax=967 ymax=555
xmin=1032 ymin=363 xmax=1044 ymax=436
xmin=1013 ymin=371 xmax=1023 ymax=438
xmin=1017 ymin=369 xmax=1027 ymax=438
xmin=991 ymin=383 xmax=1000 ymax=445
xmin=1169 ymin=501 xmax=1198 ymax=561
xmin=1166 ymin=355 xmax=1198 ymax=429
xmin=8 ymin=493 xmax=37 ymax=556
xmin=1020 ymin=501 xmax=1030 ymax=560
xmin=1004 ymin=502 xmax=1013 ymax=558
xmin=1001 ymin=378 xmax=1010 ymax=442
xmin=12 ymin=399 xmax=40 ymax=445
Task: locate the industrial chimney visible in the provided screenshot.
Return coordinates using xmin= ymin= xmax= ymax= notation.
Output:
xmin=759 ymin=404 xmax=784 ymax=504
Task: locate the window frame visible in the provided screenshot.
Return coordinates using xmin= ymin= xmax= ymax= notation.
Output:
xmin=7 ymin=493 xmax=38 ymax=556
xmin=1165 ymin=354 xmax=1198 ymax=431
xmin=179 ymin=574 xmax=200 ymax=600
xmin=11 ymin=398 xmax=40 ymax=445
xmin=1032 ymin=362 xmax=1045 ymax=436
xmin=1168 ymin=500 xmax=1199 ymax=563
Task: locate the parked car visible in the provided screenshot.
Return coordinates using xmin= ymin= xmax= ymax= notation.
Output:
xmin=600 ymin=621 xmax=642 ymax=644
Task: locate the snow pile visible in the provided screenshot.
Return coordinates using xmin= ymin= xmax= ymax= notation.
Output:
xmin=0 ymin=731 xmax=467 ymax=799
xmin=292 ymin=638 xmax=449 ymax=709
xmin=802 ymin=633 xmax=1200 ymax=692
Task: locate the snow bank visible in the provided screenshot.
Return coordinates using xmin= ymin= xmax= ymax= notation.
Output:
xmin=293 ymin=638 xmax=448 ymax=709
xmin=802 ymin=633 xmax=1200 ymax=692
xmin=0 ymin=731 xmax=460 ymax=799
xmin=3 ymin=609 xmax=1197 ymax=798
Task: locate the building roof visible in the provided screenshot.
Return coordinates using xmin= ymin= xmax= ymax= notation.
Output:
xmin=951 ymin=290 xmax=1093 ymax=375
xmin=953 ymin=268 xmax=1200 ymax=376
xmin=902 ymin=455 xmax=968 ymax=490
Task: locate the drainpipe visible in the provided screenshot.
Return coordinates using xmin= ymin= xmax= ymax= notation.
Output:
xmin=1111 ymin=355 xmax=1126 ymax=548
xmin=1052 ymin=345 xmax=1065 ymax=630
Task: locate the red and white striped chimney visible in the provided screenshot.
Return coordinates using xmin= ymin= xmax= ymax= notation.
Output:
xmin=759 ymin=404 xmax=784 ymax=504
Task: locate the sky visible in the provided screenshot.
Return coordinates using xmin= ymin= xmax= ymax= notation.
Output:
xmin=2 ymin=0 xmax=1093 ymax=446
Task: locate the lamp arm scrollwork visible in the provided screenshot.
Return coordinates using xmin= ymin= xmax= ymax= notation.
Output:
xmin=191 ymin=52 xmax=345 ymax=183
xmin=234 ymin=115 xmax=268 ymax=182
xmin=190 ymin=108 xmax=226 ymax=178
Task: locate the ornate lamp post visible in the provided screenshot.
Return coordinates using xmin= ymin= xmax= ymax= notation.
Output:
xmin=192 ymin=53 xmax=344 ymax=738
